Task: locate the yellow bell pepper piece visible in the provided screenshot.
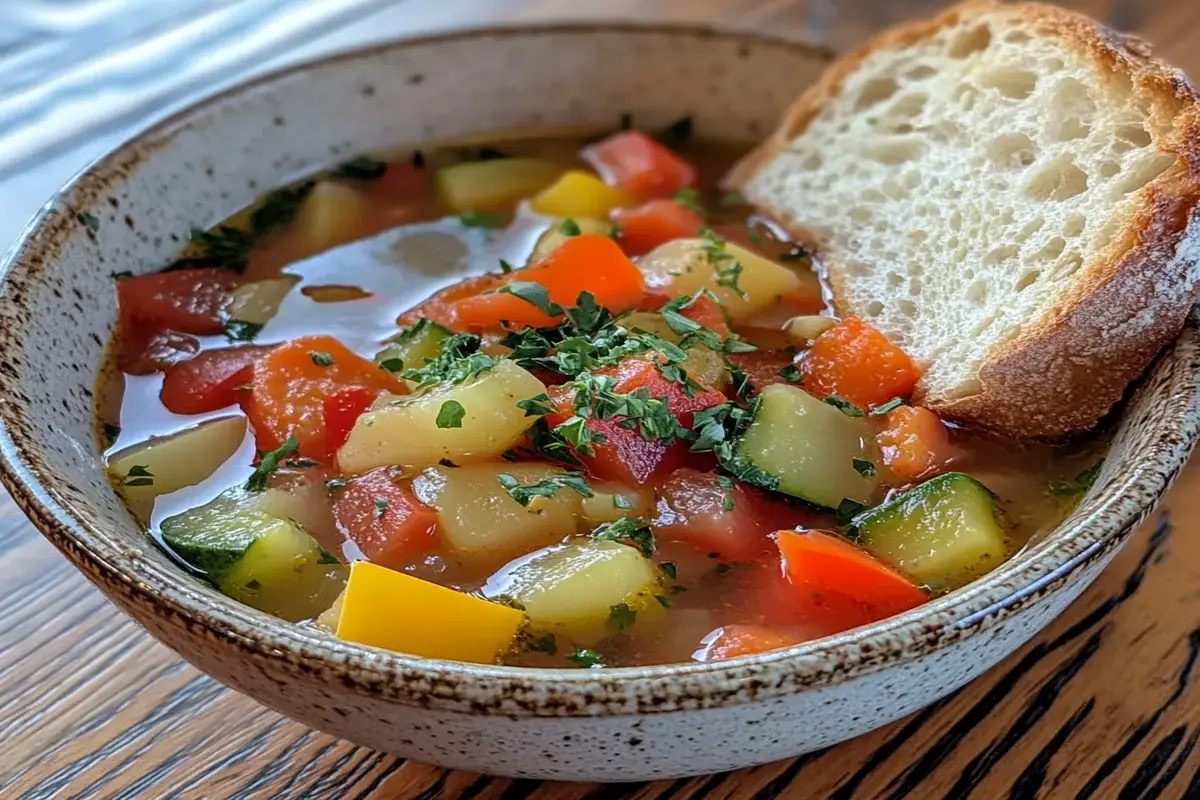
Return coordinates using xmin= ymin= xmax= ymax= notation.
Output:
xmin=335 ymin=561 xmax=523 ymax=663
xmin=531 ymin=170 xmax=635 ymax=218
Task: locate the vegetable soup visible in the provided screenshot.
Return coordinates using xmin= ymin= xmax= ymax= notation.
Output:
xmin=97 ymin=121 xmax=1105 ymax=668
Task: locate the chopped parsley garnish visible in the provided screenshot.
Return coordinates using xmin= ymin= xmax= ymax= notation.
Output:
xmin=836 ymin=498 xmax=869 ymax=529
xmin=496 ymin=282 xmax=563 ymax=317
xmin=76 ymin=211 xmax=100 ymax=233
xmin=613 ymin=494 xmax=633 ymax=510
xmin=499 ymin=259 xmax=515 ymax=274
xmin=852 ymin=458 xmax=877 ymax=478
xmin=245 ymin=438 xmax=299 ymax=492
xmin=189 ymin=225 xmax=255 ymax=273
xmin=592 ymin=517 xmax=655 ymax=558
xmin=309 ymin=351 xmax=334 ymax=366
xmin=333 ymin=155 xmax=387 ymax=181
xmin=495 ymin=471 xmax=593 ymax=507
xmin=660 ymin=561 xmax=677 ymax=580
xmin=607 ymin=602 xmax=637 ymax=631
xmin=729 ymin=364 xmax=754 ymax=401
xmin=402 ymin=333 xmax=495 ymax=390
xmin=374 ymin=497 xmax=389 ymax=518
xmin=716 ymin=563 xmax=733 ymax=575
xmin=559 ymin=218 xmax=582 ymax=236
xmin=1050 ymin=461 xmax=1104 ymax=496
xmin=121 ymin=465 xmax=153 ymax=487
xmin=871 ymin=397 xmax=904 ymax=416
xmin=249 ymin=183 xmax=314 ymax=235
xmin=566 ymin=648 xmax=605 ymax=668
xmin=435 ymin=400 xmax=467 ymax=429
xmin=655 ymin=594 xmax=673 ymax=608
xmin=223 ymin=319 xmax=263 ymax=342
xmin=325 ymin=478 xmax=347 ymax=489
xmin=825 ymin=395 xmax=865 ymax=417
xmin=459 ymin=211 xmax=505 ymax=229
xmin=379 ymin=357 xmax=405 ymax=373
xmin=699 ymin=228 xmax=745 ymax=299
xmin=777 ymin=364 xmax=803 ymax=382
xmin=110 ymin=270 xmax=133 ymax=281
xmin=673 ymin=187 xmax=703 ymax=215
xmin=718 ymin=475 xmax=736 ymax=511
xmin=516 ymin=393 xmax=555 ymax=417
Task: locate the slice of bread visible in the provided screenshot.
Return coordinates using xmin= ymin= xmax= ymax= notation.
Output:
xmin=729 ymin=0 xmax=1200 ymax=438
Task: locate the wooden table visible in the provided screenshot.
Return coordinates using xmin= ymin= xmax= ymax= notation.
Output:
xmin=5 ymin=1 xmax=1200 ymax=797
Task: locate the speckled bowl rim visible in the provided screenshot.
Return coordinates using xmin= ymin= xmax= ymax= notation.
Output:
xmin=0 ymin=22 xmax=1197 ymax=717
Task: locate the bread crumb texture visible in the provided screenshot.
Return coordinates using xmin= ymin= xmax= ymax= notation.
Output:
xmin=740 ymin=0 xmax=1200 ymax=437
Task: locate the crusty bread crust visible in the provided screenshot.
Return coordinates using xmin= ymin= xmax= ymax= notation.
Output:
xmin=729 ymin=0 xmax=1200 ymax=438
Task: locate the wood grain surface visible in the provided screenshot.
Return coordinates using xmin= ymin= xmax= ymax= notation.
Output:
xmin=6 ymin=0 xmax=1200 ymax=797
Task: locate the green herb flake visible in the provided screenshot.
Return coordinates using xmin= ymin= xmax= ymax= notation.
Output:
xmin=249 ymin=182 xmax=314 ymax=236
xmin=309 ymin=351 xmax=334 ymax=366
xmin=836 ymin=498 xmax=868 ymax=527
xmin=1050 ymin=460 xmax=1104 ymax=496
xmin=122 ymin=464 xmax=153 ymax=487
xmin=516 ymin=393 xmax=555 ymax=417
xmin=566 ymin=647 xmax=605 ymax=668
xmin=245 ymin=579 xmax=261 ymax=591
xmin=325 ymin=478 xmax=347 ymax=489
xmin=613 ymin=494 xmax=633 ymax=510
xmin=459 ymin=211 xmax=505 ymax=229
xmin=592 ymin=517 xmax=655 ymax=558
xmin=496 ymin=282 xmax=564 ymax=317
xmin=655 ymin=594 xmax=673 ymax=608
xmin=559 ymin=218 xmax=582 ymax=236
xmin=245 ymin=438 xmax=299 ymax=493
xmin=870 ymin=397 xmax=904 ymax=416
xmin=852 ymin=458 xmax=877 ymax=478
xmin=495 ymin=471 xmax=593 ymax=507
xmin=673 ymin=188 xmax=703 ymax=215
xmin=436 ymin=400 xmax=467 ymax=429
xmin=660 ymin=561 xmax=677 ymax=580
xmin=374 ymin=497 xmax=389 ymax=518
xmin=699 ymin=228 xmax=745 ymax=300
xmin=333 ymin=156 xmax=387 ymax=181
xmin=607 ymin=602 xmax=637 ymax=631
xmin=223 ymin=319 xmax=263 ymax=342
xmin=76 ymin=211 xmax=100 ymax=233
xmin=499 ymin=258 xmax=515 ymax=274
xmin=715 ymin=563 xmax=733 ymax=575
xmin=379 ymin=357 xmax=405 ymax=373
xmin=777 ymin=364 xmax=803 ymax=382
xmin=825 ymin=395 xmax=865 ymax=417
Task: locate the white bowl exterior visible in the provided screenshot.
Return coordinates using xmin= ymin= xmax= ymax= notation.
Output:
xmin=0 ymin=27 xmax=1195 ymax=781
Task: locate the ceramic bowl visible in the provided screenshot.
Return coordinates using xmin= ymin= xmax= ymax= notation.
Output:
xmin=1 ymin=25 xmax=1198 ymax=782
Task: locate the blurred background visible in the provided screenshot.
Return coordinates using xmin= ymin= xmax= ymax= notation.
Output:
xmin=0 ymin=0 xmax=1164 ymax=248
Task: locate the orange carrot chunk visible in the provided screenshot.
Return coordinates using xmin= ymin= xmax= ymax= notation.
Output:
xmin=692 ymin=624 xmax=798 ymax=662
xmin=802 ymin=317 xmax=919 ymax=409
xmin=876 ymin=405 xmax=951 ymax=481
xmin=775 ymin=529 xmax=927 ymax=632
xmin=447 ymin=234 xmax=645 ymax=330
xmin=242 ymin=335 xmax=405 ymax=458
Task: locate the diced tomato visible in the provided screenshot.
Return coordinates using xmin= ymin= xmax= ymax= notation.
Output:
xmin=725 ymin=350 xmax=799 ymax=397
xmin=581 ymin=131 xmax=698 ymax=200
xmin=775 ymin=529 xmax=927 ymax=631
xmin=324 ymin=387 xmax=378 ymax=459
xmin=612 ymin=199 xmax=704 ymax=257
xmin=397 ymin=273 xmax=506 ymax=330
xmin=447 ymin=235 xmax=646 ymax=330
xmin=117 ymin=268 xmax=239 ymax=336
xmin=692 ymin=624 xmax=798 ymax=661
xmin=803 ymin=318 xmax=919 ymax=409
xmin=544 ymin=359 xmax=724 ymax=485
xmin=653 ymin=468 xmax=819 ymax=562
xmin=332 ymin=468 xmax=438 ymax=568
xmin=117 ymin=329 xmax=201 ymax=375
xmin=242 ymin=335 xmax=406 ymax=458
xmin=679 ymin=292 xmax=730 ymax=336
xmin=160 ymin=345 xmax=271 ymax=414
xmin=876 ymin=405 xmax=951 ymax=482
